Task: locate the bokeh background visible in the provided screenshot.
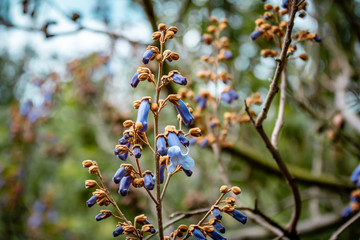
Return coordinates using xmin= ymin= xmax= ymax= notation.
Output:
xmin=1 ymin=0 xmax=360 ymax=239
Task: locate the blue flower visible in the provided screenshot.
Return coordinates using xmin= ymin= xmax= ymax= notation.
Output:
xmin=192 ymin=228 xmax=206 ymax=240
xmin=178 ymin=132 xmax=190 ymax=147
xmin=131 ymin=72 xmax=140 ymax=88
xmin=208 ymin=230 xmax=227 ymax=240
xmin=86 ymin=195 xmax=98 ymax=208
xmin=142 ymin=49 xmax=154 ymax=64
xmin=223 ymin=50 xmax=233 ymax=59
xmin=175 ymin=100 xmax=194 ymax=127
xmin=167 ymin=146 xmax=195 ymax=173
xmin=182 ymin=168 xmax=193 ymax=177
xmin=221 ymin=91 xmax=232 ymax=104
xmin=212 ymin=207 xmax=222 ymax=220
xmin=133 ymin=146 xmax=142 ymax=158
xmin=144 ymin=220 xmax=156 ymax=233
xmin=136 ymin=99 xmax=150 ymax=132
xmin=113 ymin=226 xmax=124 ymax=237
xmin=156 ymin=136 xmax=168 ymax=156
xmin=95 ymin=211 xmax=111 ymax=221
xmin=116 ymin=142 xmax=131 ymax=161
xmin=195 ymin=94 xmax=208 ymax=109
xmin=118 ymin=133 xmax=130 ymax=145
xmin=144 ymin=173 xmax=154 ymax=190
xmin=199 ymin=138 xmax=209 ymax=148
xmin=228 ymin=209 xmax=247 ymax=224
xmin=282 ymin=0 xmax=289 ymax=9
xmin=112 ymin=166 xmax=126 ymax=184
xmin=118 ymin=175 xmax=132 ymax=196
xmin=153 ymin=164 xmax=166 ymax=184
xmin=221 ymin=89 xmax=238 ymax=104
xmin=250 ymin=29 xmax=262 ymax=40
xmin=313 ymin=35 xmax=322 ymax=43
xmin=350 ymin=164 xmax=360 ymax=184
xmin=212 ymin=221 xmax=225 ymax=233
xmin=173 ymin=73 xmax=187 ymax=85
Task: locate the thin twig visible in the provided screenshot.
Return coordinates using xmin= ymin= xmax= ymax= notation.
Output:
xmin=160 ymin=173 xmax=173 ymax=201
xmin=255 ymin=1 xmax=298 ymax=127
xmin=271 ymin=68 xmax=287 ymax=148
xmin=330 ymin=211 xmax=360 ymax=240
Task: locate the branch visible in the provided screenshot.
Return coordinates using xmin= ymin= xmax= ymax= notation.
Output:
xmin=245 ymin=101 xmax=301 ymax=236
xmin=271 ymin=68 xmax=287 ymax=148
xmin=330 ymin=211 xmax=360 ymax=240
xmin=255 ymin=1 xmax=298 ymax=126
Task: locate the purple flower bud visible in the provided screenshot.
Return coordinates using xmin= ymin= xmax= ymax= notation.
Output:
xmin=95 ymin=212 xmax=109 ymax=221
xmin=199 ymin=138 xmax=209 ymax=148
xmin=228 ymin=209 xmax=247 ymax=224
xmin=282 ymin=0 xmax=289 ymax=9
xmin=208 ymin=230 xmax=226 ymax=240
xmin=153 ymin=164 xmax=165 ymax=184
xmin=136 ymin=99 xmax=150 ymax=132
xmin=113 ymin=226 xmax=124 ymax=237
xmin=192 ymin=228 xmax=206 ymax=240
xmin=172 ymin=73 xmax=187 ymax=85
xmin=118 ymin=175 xmax=132 ymax=196
xmin=144 ymin=220 xmax=156 ymax=233
xmin=250 ymin=29 xmax=262 ymax=40
xmin=341 ymin=205 xmax=353 ymax=218
xmin=133 ymin=146 xmax=142 ymax=158
xmin=221 ymin=91 xmax=232 ymax=104
xmin=350 ymin=164 xmax=360 ymax=183
xmin=182 ymin=168 xmax=193 ymax=177
xmin=175 ymin=100 xmax=194 ymax=127
xmin=131 ymin=72 xmax=140 ymax=88
xmin=113 ymin=166 xmax=126 ymax=184
xmin=213 ymin=221 xmax=225 ymax=233
xmin=114 ymin=148 xmax=121 ymax=155
xmin=156 ymin=136 xmax=168 ymax=156
xmin=118 ymin=134 xmax=129 ymax=145
xmin=86 ymin=196 xmax=98 ymax=208
xmin=144 ymin=173 xmax=154 ymax=190
xmin=212 ymin=207 xmax=222 ymax=220
xmin=228 ymin=89 xmax=238 ymax=100
xmin=142 ymin=49 xmax=154 ymax=64
xmin=178 ymin=133 xmax=190 ymax=147
xmin=117 ymin=142 xmax=131 ymax=161
xmin=223 ymin=50 xmax=233 ymax=59
xmin=210 ymin=121 xmax=217 ymax=128
xmin=314 ymin=35 xmax=322 ymax=43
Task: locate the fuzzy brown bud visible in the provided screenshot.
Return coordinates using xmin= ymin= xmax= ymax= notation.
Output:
xmin=231 ymin=186 xmax=242 ymax=195
xmin=158 ymin=23 xmax=166 ymax=31
xmin=207 ymin=25 xmax=216 ymax=33
xmin=82 ymin=160 xmax=93 ymax=168
xmin=189 ymin=128 xmax=202 ymax=137
xmin=152 ymin=32 xmax=162 ymax=40
xmin=165 ymin=31 xmax=175 ymax=39
xmin=85 ymin=180 xmax=97 ymax=189
xmin=264 ymin=4 xmax=273 ymax=10
xmin=123 ymin=120 xmax=133 ymax=128
xmin=168 ymin=26 xmax=178 ymax=34
xmin=88 ymin=165 xmax=99 ymax=174
xmin=299 ymin=53 xmax=308 ymax=61
xmin=220 ymin=185 xmax=229 ymax=193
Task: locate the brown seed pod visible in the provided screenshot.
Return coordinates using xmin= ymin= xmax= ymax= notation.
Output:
xmin=85 ymin=180 xmax=97 ymax=189
xmin=231 ymin=186 xmax=242 ymax=195
xmin=123 ymin=120 xmax=133 ymax=128
xmin=82 ymin=160 xmax=93 ymax=168
xmin=299 ymin=53 xmax=308 ymax=61
xmin=88 ymin=165 xmax=99 ymax=174
xmin=152 ymin=32 xmax=162 ymax=40
xmin=220 ymin=185 xmax=229 ymax=193
xmin=168 ymin=26 xmax=178 ymax=34
xmin=158 ymin=23 xmax=166 ymax=31
xmin=264 ymin=4 xmax=273 ymax=10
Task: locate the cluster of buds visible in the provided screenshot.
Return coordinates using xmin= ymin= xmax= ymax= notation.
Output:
xmin=166 ymin=185 xmax=246 ymax=240
xmin=341 ymin=165 xmax=360 ymax=218
xmin=250 ymin=1 xmax=320 ymax=61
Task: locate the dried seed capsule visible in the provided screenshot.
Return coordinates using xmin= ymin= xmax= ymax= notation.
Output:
xmin=88 ymin=165 xmax=98 ymax=174
xmin=85 ymin=180 xmax=97 ymax=189
xmin=231 ymin=186 xmax=242 ymax=195
xmin=220 ymin=185 xmax=228 ymax=193
xmin=152 ymin=32 xmax=161 ymax=40
xmin=158 ymin=23 xmax=166 ymax=31
xmin=82 ymin=160 xmax=93 ymax=168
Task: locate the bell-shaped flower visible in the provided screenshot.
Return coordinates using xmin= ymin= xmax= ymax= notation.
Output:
xmin=227 ymin=209 xmax=247 ymax=224
xmin=212 ymin=206 xmax=222 ymax=220
xmin=194 ymin=94 xmax=208 ymax=110
xmin=192 ymin=228 xmax=206 ymax=240
xmin=208 ymin=230 xmax=226 ymax=240
xmin=144 ymin=172 xmax=154 ymax=190
xmin=118 ymin=175 xmax=132 ymax=196
xmin=167 ymin=145 xmax=195 ymax=173
xmin=133 ymin=146 xmax=142 ymax=158
xmin=142 ymin=49 xmax=155 ymax=64
xmin=182 ymin=168 xmax=193 ymax=177
xmin=131 ymin=72 xmax=140 ymax=88
xmin=153 ymin=164 xmax=166 ymax=184
xmin=223 ymin=50 xmax=233 ymax=59
xmin=156 ymin=136 xmax=168 ymax=156
xmin=113 ymin=166 xmax=127 ymax=184
xmin=172 ymin=73 xmax=187 ymax=85
xmin=178 ymin=132 xmax=190 ymax=147
xmin=221 ymin=88 xmax=238 ymax=104
xmin=167 ymin=132 xmax=181 ymax=147
xmin=136 ymin=99 xmax=150 ymax=132
xmin=250 ymin=29 xmax=262 ymax=40
xmin=86 ymin=195 xmax=98 ymax=208
xmin=175 ymin=100 xmax=194 ymax=127
xmin=113 ymin=226 xmax=124 ymax=237
xmin=212 ymin=221 xmax=225 ymax=233
xmin=350 ymin=164 xmax=360 ymax=184
xmin=116 ymin=142 xmax=131 ymax=161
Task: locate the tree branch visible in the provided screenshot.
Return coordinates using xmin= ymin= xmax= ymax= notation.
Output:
xmin=330 ymin=211 xmax=360 ymax=240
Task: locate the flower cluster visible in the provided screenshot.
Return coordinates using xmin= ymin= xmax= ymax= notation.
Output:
xmin=250 ymin=2 xmax=320 ymax=60
xmin=82 ymin=22 xmax=245 ymax=239
xmin=341 ymin=164 xmax=360 ymax=218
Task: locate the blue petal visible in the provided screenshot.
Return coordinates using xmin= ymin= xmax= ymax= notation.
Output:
xmin=180 ymin=155 xmax=194 ymax=170
xmin=167 ymin=162 xmax=177 ymax=173
xmin=168 ymin=146 xmax=182 ymax=158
